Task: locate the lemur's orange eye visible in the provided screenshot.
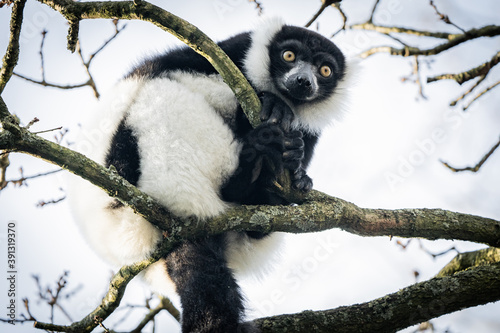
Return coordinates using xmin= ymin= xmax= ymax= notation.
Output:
xmin=282 ymin=50 xmax=296 ymax=62
xmin=320 ymin=65 xmax=332 ymax=78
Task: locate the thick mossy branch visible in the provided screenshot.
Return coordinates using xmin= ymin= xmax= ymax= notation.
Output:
xmin=0 ymin=0 xmax=27 ymax=94
xmin=211 ymin=190 xmax=500 ymax=247
xmin=37 ymin=0 xmax=261 ymax=127
xmin=254 ymin=262 xmax=500 ymax=333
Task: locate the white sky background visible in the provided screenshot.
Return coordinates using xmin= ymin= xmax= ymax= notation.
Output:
xmin=1 ymin=0 xmax=499 ymax=332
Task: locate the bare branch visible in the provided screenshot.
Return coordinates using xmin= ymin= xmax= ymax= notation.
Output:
xmin=357 ymin=25 xmax=500 ymax=58
xmin=12 ymin=71 xmax=92 ymax=90
xmin=441 ymin=136 xmax=500 ymax=173
xmin=348 ymin=21 xmax=458 ymax=39
xmin=39 ymin=30 xmax=47 ymax=82
xmin=129 ymin=296 xmax=181 ymax=333
xmin=34 ymin=255 xmax=162 ymax=333
xmin=330 ymin=3 xmax=347 ymax=36
xmin=429 ymin=0 xmax=465 ymax=34
xmin=248 ymin=0 xmax=263 ymax=16
xmin=254 ymin=262 xmax=500 ymax=333
xmin=0 ymin=0 xmax=27 ymax=93
xmin=362 ymin=0 xmax=381 ymax=24
xmin=74 ymin=20 xmax=127 ymax=98
xmin=450 ymin=75 xmax=486 ymax=107
xmin=305 ymin=0 xmax=341 ymax=28
xmin=13 ymin=21 xmax=126 ymax=98
xmin=37 ymin=195 xmax=66 ymax=207
xmin=401 ymin=55 xmax=427 ymax=99
xmin=0 ymin=167 xmax=62 ymax=190
xmin=428 ymin=51 xmax=500 ymax=84
xmin=462 ymin=80 xmax=500 ymax=111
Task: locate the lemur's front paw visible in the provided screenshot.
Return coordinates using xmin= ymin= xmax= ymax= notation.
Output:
xmin=292 ymin=168 xmax=313 ymax=192
xmin=283 ymin=130 xmax=304 ymax=171
xmin=259 ymin=91 xmax=294 ymax=132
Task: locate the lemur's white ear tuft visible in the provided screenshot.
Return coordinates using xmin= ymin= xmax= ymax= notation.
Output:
xmin=243 ymin=17 xmax=286 ymax=92
xmin=342 ymin=57 xmax=363 ymax=91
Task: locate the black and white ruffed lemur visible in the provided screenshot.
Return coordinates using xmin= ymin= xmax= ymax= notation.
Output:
xmin=69 ymin=18 xmax=353 ymax=333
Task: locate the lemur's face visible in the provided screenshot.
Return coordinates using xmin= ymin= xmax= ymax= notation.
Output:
xmin=269 ymin=26 xmax=346 ymax=105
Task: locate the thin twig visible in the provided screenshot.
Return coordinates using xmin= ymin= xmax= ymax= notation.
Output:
xmin=368 ymin=0 xmax=381 ymax=23
xmin=414 ymin=56 xmax=426 ymax=99
xmin=429 ymin=0 xmax=466 ymax=34
xmin=248 ymin=0 xmax=263 ymax=16
xmin=13 ymin=21 xmax=126 ymax=99
xmin=463 ymin=80 xmax=500 ymax=111
xmin=441 ymin=136 xmax=500 ymax=172
xmin=13 ymin=72 xmax=91 ymax=90
xmin=331 ymin=3 xmax=347 ymax=36
xmin=37 ymin=195 xmax=66 ymax=207
xmin=450 ymin=75 xmax=486 ymax=107
xmin=305 ymin=0 xmax=341 ymax=28
xmin=40 ymin=30 xmax=47 ymax=82
xmin=428 ymin=51 xmax=500 ymax=84
xmin=33 ymin=126 xmax=64 ymax=135
xmin=1 ymin=168 xmax=62 ymax=189
xmin=129 ymin=296 xmax=180 ymax=333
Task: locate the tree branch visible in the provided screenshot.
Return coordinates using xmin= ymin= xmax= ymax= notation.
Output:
xmin=348 ymin=22 xmax=459 ymax=40
xmin=462 ymin=80 xmax=500 ymax=111
xmin=356 ymin=25 xmax=500 ymax=58
xmin=305 ymin=0 xmax=341 ymax=28
xmin=34 ymin=254 xmax=162 ymax=332
xmin=129 ymin=296 xmax=181 ymax=333
xmin=441 ymin=136 xmax=500 ymax=173
xmin=0 ymin=0 xmax=27 ymax=93
xmin=254 ymin=262 xmax=500 ymax=333
xmin=427 ymin=51 xmax=500 ymax=84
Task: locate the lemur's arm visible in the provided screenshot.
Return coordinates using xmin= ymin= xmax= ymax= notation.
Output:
xmin=220 ymin=92 xmax=313 ymax=205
